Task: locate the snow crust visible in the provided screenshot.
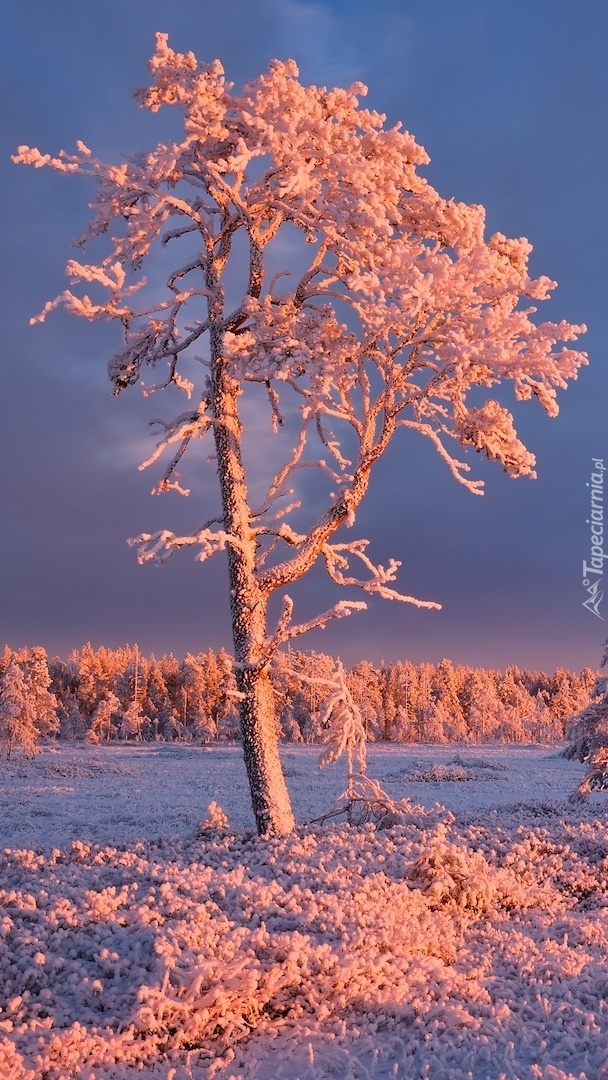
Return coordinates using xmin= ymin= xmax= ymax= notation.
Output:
xmin=1 ymin=743 xmax=606 ymax=1079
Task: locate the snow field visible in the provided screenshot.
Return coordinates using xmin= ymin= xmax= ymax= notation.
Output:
xmin=0 ymin=744 xmax=584 ymax=852
xmin=0 ymin=744 xmax=606 ymax=1079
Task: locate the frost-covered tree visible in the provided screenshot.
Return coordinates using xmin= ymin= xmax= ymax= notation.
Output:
xmin=565 ymin=640 xmax=608 ymax=764
xmin=57 ymin=693 xmax=84 ymax=740
xmin=565 ymin=643 xmax=608 ymax=795
xmin=71 ymin=643 xmax=112 ymax=721
xmin=431 ymin=658 xmax=467 ymax=741
xmin=13 ymin=647 xmax=60 ymax=742
xmin=177 ymin=653 xmax=217 ymax=741
xmin=461 ymin=668 xmax=503 ymax=742
xmin=144 ymin=658 xmax=174 ymax=740
xmin=492 ymin=667 xmax=533 ymax=742
xmin=317 ymin=660 xmax=367 ymax=779
xmin=549 ymin=667 xmax=591 ymax=731
xmin=415 ymin=663 xmax=436 ymax=740
xmin=119 ymin=699 xmax=147 ymax=741
xmin=87 ymin=691 xmax=122 ymax=744
xmin=273 ymin=649 xmax=336 ymax=742
xmin=347 ymin=660 xmax=384 ymax=740
xmin=0 ymin=648 xmax=58 ymax=758
xmin=0 ymin=662 xmax=40 ymax=759
xmin=15 ymin=37 xmax=586 ymax=834
xmin=423 ymin=697 xmax=450 ymax=744
xmin=194 ymin=648 xmax=239 ymax=740
xmin=383 ymin=659 xmax=419 ymax=742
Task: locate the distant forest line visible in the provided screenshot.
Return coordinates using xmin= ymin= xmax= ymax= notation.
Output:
xmin=0 ymin=643 xmax=596 ymax=749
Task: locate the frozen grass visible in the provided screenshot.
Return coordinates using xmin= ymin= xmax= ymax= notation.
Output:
xmin=0 ymin=743 xmax=606 ymax=1079
xmin=0 ymin=744 xmax=582 ymax=851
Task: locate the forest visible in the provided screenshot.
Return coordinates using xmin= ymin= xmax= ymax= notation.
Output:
xmin=0 ymin=643 xmax=596 ymax=756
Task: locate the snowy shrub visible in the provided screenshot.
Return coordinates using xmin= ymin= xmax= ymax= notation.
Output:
xmin=197 ymin=801 xmax=230 ymax=833
xmin=2 ymin=810 xmax=608 ymax=1079
xmin=314 ymin=666 xmax=464 ymax=830
xmin=452 ymin=754 xmax=508 ymax=772
xmin=577 ymin=747 xmax=608 ymax=795
xmin=313 ymin=772 xmax=452 ymax=830
xmin=317 ymin=660 xmax=367 ymax=778
xmin=410 ymin=763 xmax=474 ymax=783
xmin=407 ymin=831 xmax=548 ymax=914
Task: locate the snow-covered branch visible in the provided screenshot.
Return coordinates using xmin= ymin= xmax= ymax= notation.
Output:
xmin=256 ymin=597 xmax=368 ymax=670
xmin=317 ymin=659 xmax=367 ymax=775
xmin=128 ymin=522 xmax=242 ymax=566
xmin=398 ymin=420 xmax=485 ymax=494
xmin=139 ymin=400 xmax=213 ymax=495
xmin=322 ymin=539 xmax=441 ymax=609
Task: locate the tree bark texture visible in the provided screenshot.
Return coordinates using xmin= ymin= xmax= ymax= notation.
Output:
xmin=211 ymin=323 xmax=295 ymax=836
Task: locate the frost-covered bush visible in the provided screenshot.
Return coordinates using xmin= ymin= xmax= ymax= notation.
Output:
xmin=312 ymin=662 xmax=450 ymax=830
xmin=2 ymin=807 xmax=608 ymax=1079
xmin=577 ymin=747 xmax=608 ymax=794
xmin=411 ymin=762 xmax=474 ymax=783
xmin=197 ymin=800 xmax=230 ymax=833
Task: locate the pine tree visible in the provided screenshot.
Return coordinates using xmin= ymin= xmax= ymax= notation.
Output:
xmin=144 ymin=659 xmax=174 ymax=740
xmin=14 ymin=647 xmax=59 ymax=740
xmin=431 ymin=658 xmax=468 ymax=741
xmin=272 ymin=649 xmax=336 ymax=742
xmin=87 ymin=691 xmax=121 ymax=743
xmin=461 ymin=668 xmax=504 ymax=742
xmin=0 ymin=661 xmax=40 ymax=759
xmin=58 ymin=693 xmax=84 ymax=740
xmin=16 ymin=38 xmax=586 ymax=833
xmin=347 ymin=661 xmax=384 ymax=741
xmin=549 ymin=668 xmax=591 ymax=733
xmin=391 ymin=660 xmax=419 ymax=742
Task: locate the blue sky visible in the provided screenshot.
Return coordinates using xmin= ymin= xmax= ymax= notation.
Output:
xmin=2 ymin=0 xmax=607 ymax=671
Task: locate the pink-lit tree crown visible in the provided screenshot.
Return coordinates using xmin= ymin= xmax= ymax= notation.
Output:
xmin=14 ymin=35 xmax=586 ymax=623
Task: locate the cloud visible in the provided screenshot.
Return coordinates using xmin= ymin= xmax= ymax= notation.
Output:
xmin=270 ymin=0 xmax=362 ymax=84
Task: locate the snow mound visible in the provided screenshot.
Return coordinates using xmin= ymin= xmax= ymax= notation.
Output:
xmin=384 ymin=756 xmax=509 ymax=786
xmin=409 ymin=756 xmax=510 ymax=783
xmin=411 ymin=762 xmax=476 ymax=782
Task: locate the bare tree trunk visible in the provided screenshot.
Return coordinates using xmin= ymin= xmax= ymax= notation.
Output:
xmin=235 ymin=625 xmax=295 ymax=837
xmin=211 ymin=329 xmax=295 ymax=837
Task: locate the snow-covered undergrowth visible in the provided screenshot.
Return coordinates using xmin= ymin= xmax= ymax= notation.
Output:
xmin=408 ymin=755 xmax=510 ymax=785
xmin=410 ymin=762 xmax=476 ymax=783
xmin=1 ymin=745 xmax=606 ymax=1079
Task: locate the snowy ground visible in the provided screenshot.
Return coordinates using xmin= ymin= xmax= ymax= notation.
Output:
xmin=1 ymin=742 xmax=607 ymax=1079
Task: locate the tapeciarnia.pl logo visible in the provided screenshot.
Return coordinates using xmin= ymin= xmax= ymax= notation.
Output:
xmin=582 ymin=458 xmax=606 ymax=620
